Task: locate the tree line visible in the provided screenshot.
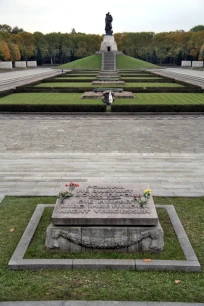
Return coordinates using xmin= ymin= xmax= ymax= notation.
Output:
xmin=0 ymin=24 xmax=204 ymax=65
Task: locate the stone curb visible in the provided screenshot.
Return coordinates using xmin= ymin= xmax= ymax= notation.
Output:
xmin=8 ymin=204 xmax=201 ymax=272
xmin=0 ymin=112 xmax=204 ymax=116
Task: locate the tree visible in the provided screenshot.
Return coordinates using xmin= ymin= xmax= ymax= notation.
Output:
xmin=190 ymin=25 xmax=204 ymax=32
xmin=11 ymin=26 xmax=24 ymax=34
xmin=7 ymin=42 xmax=21 ymax=61
xmin=45 ymin=33 xmax=60 ymax=64
xmin=0 ymin=40 xmax=11 ymax=60
xmin=18 ymin=32 xmax=35 ymax=60
xmin=0 ymin=24 xmax=12 ymax=32
xmin=33 ymin=32 xmax=48 ymax=64
xmin=199 ymin=44 xmax=204 ymax=60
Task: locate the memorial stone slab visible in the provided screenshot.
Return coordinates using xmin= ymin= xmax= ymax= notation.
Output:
xmin=15 ymin=61 xmax=26 ymax=68
xmin=181 ymin=61 xmax=191 ymax=67
xmin=0 ymin=62 xmax=12 ymax=69
xmin=192 ymin=61 xmax=203 ymax=68
xmin=52 ymin=183 xmax=158 ymax=226
xmin=27 ymin=61 xmax=37 ymax=67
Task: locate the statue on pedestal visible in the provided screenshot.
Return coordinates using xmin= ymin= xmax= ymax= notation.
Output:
xmin=105 ymin=12 xmax=113 ymax=35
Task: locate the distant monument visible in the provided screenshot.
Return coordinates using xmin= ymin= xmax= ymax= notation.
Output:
xmin=105 ymin=12 xmax=113 ymax=35
xmin=100 ymin=12 xmax=118 ymax=52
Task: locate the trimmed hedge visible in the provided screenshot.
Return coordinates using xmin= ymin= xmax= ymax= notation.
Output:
xmin=0 ymin=104 xmax=106 ymax=112
xmin=15 ymin=86 xmax=203 ymax=94
xmin=111 ymin=104 xmax=204 ymax=112
xmin=57 ymin=74 xmax=97 ymax=78
xmin=42 ymin=79 xmax=94 ymax=83
xmin=0 ymin=89 xmax=14 ymax=98
xmin=129 ymin=87 xmax=203 ymax=93
xmin=15 ymin=87 xmax=92 ymax=93
xmin=122 ymin=79 xmax=175 ymax=83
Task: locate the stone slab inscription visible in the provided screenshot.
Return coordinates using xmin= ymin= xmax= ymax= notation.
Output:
xmin=60 ymin=186 xmax=150 ymax=215
xmin=52 ymin=183 xmax=158 ymax=226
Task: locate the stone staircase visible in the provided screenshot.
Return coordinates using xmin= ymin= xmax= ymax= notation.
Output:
xmin=152 ymin=68 xmax=204 ymax=89
xmin=0 ymin=69 xmax=62 ymax=91
xmin=102 ymin=52 xmax=116 ymax=71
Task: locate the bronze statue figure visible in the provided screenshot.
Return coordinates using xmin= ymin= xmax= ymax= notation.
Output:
xmin=105 ymin=12 xmax=113 ymax=35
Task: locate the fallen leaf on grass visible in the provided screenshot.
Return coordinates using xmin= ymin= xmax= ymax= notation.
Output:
xmin=175 ymin=280 xmax=182 ymax=284
xmin=10 ymin=228 xmax=14 ymax=232
xmin=143 ymin=259 xmax=152 ymax=263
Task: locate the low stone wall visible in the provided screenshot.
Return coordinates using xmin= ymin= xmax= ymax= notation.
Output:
xmin=181 ymin=61 xmax=191 ymax=67
xmin=27 ymin=61 xmax=37 ymax=68
xmin=192 ymin=61 xmax=203 ymax=68
xmin=0 ymin=62 xmax=12 ymax=69
xmin=15 ymin=61 xmax=26 ymax=68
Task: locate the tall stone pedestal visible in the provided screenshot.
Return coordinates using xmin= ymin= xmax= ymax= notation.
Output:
xmin=45 ymin=183 xmax=164 ymax=253
xmin=100 ymin=35 xmax=118 ymax=52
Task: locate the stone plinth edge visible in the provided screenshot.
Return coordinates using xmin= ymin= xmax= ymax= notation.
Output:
xmin=8 ymin=204 xmax=201 ymax=271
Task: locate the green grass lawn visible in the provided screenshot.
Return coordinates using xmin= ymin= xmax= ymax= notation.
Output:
xmin=60 ymin=74 xmax=98 ymax=77
xmin=0 ymin=196 xmax=203 ymax=302
xmin=122 ymin=77 xmax=162 ymax=79
xmin=114 ymin=93 xmax=204 ymax=105
xmin=58 ymin=55 xmax=102 ymax=69
xmin=1 ymin=93 xmax=203 ymax=106
xmin=116 ymin=55 xmax=160 ymax=69
xmin=0 ymin=93 xmax=102 ymax=105
xmin=55 ymin=77 xmax=96 ymax=80
xmin=36 ymin=82 xmax=184 ymax=88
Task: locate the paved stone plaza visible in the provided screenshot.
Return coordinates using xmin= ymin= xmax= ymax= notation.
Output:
xmin=0 ymin=67 xmax=203 ymax=197
xmin=0 ymin=113 xmax=204 ymax=197
xmin=0 ymin=67 xmax=204 ymax=306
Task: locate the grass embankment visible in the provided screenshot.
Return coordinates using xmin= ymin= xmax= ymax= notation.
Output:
xmin=58 ymin=55 xmax=102 ymax=69
xmin=36 ymin=83 xmax=184 ymax=88
xmin=0 ymin=196 xmax=203 ymax=302
xmin=116 ymin=55 xmax=160 ymax=69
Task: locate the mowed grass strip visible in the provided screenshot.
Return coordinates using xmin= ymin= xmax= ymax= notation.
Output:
xmin=35 ymin=82 xmax=184 ymax=88
xmin=114 ymin=93 xmax=204 ymax=104
xmin=55 ymin=77 xmax=96 ymax=80
xmin=0 ymin=196 xmax=203 ymax=302
xmin=122 ymin=77 xmax=163 ymax=79
xmin=0 ymin=93 xmax=102 ymax=105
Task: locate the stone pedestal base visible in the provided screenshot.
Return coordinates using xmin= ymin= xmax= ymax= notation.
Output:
xmin=100 ymin=35 xmax=118 ymax=52
xmin=45 ymin=222 xmax=164 ymax=253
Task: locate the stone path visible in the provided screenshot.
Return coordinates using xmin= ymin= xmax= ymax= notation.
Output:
xmin=0 ymin=114 xmax=204 ymax=197
xmin=152 ymin=68 xmax=204 ymax=88
xmin=0 ymin=68 xmax=62 ymax=91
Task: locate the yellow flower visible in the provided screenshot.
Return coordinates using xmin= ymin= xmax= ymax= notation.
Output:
xmin=144 ymin=189 xmax=151 ymax=194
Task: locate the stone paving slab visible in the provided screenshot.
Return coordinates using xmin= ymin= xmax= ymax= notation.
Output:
xmin=0 ymin=115 xmax=204 ymax=153
xmin=0 ymin=153 xmax=203 ymax=196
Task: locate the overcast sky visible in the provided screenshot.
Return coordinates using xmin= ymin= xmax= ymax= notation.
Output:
xmin=1 ymin=0 xmax=204 ymax=34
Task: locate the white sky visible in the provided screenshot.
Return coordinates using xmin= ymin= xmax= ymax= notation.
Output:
xmin=0 ymin=0 xmax=204 ymax=34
